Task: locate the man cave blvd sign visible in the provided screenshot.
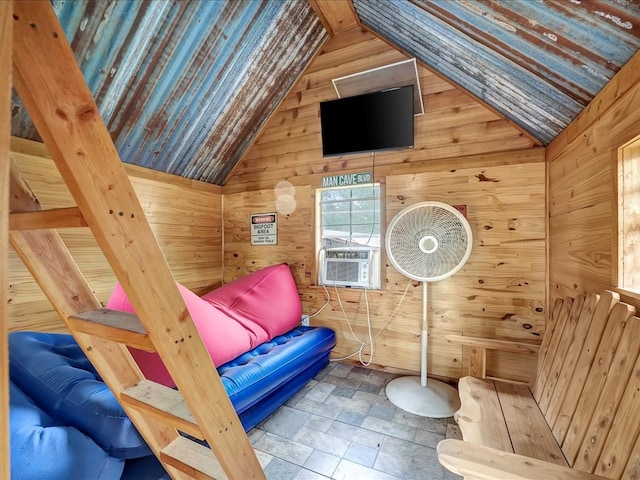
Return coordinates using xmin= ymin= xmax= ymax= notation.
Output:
xmin=251 ymin=213 xmax=277 ymax=245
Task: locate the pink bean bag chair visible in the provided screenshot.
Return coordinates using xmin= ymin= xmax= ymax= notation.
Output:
xmin=106 ymin=263 xmax=302 ymax=388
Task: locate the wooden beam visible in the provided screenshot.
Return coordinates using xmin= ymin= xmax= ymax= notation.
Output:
xmin=9 ymin=207 xmax=87 ymax=230
xmin=446 ymin=335 xmax=540 ymax=354
xmin=308 ymin=0 xmax=358 ymax=36
xmin=0 ymin=2 xmax=11 ymax=478
xmin=8 ymin=158 xmax=188 ymax=480
xmin=11 ymin=3 xmax=263 ymax=477
xmin=10 ymin=136 xmax=223 ymax=195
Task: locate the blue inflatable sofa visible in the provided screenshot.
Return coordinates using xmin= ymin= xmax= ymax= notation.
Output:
xmin=9 ymin=264 xmax=336 ymax=479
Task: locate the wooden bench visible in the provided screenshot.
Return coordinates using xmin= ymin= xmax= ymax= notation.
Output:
xmin=437 ymin=291 xmax=640 ymax=480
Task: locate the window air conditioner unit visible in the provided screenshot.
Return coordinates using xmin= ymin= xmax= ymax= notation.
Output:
xmin=319 ymin=247 xmax=379 ymax=289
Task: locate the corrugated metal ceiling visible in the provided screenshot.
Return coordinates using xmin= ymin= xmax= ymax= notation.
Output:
xmin=11 ymin=1 xmax=640 ymax=184
xmin=354 ymin=0 xmax=640 ymax=145
xmin=11 ymin=0 xmax=327 ymax=184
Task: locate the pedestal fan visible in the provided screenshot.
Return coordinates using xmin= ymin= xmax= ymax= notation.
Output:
xmin=385 ymin=201 xmax=472 ymax=418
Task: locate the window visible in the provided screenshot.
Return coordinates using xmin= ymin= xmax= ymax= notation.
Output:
xmin=319 ymin=183 xmax=381 ymax=247
xmin=617 ymin=135 xmax=640 ymax=291
xmin=316 ymin=183 xmax=381 ymax=288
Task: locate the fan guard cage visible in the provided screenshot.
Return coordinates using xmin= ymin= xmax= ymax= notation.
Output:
xmin=385 ymin=202 xmax=472 ymax=282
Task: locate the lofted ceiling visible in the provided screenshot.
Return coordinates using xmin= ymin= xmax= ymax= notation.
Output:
xmin=11 ymin=0 xmax=640 ymax=185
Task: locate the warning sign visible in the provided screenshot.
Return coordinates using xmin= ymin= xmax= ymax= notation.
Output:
xmin=250 ymin=213 xmax=277 ymax=245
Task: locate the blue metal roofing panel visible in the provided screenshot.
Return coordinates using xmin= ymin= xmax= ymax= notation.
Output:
xmin=354 ymin=0 xmax=640 ymax=145
xmin=12 ymin=0 xmax=326 ymax=184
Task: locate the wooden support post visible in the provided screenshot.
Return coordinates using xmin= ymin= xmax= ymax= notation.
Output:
xmin=0 ymin=2 xmax=12 ymax=478
xmin=469 ymin=347 xmax=486 ymax=379
xmin=11 ymin=3 xmax=263 ymax=477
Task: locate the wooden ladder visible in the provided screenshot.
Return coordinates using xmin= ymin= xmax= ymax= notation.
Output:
xmin=6 ymin=2 xmax=264 ymax=479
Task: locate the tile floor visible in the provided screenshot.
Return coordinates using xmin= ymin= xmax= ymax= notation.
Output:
xmin=249 ymin=362 xmax=463 ymax=480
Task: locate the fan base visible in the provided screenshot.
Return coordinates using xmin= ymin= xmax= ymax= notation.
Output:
xmin=385 ymin=376 xmax=460 ymax=418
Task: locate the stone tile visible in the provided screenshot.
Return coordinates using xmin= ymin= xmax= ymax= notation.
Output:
xmin=253 ymin=432 xmax=314 ymax=467
xmin=443 ymin=469 xmax=464 ymax=480
xmin=333 ymin=459 xmax=399 ymax=480
xmin=293 ymin=426 xmax=350 ymax=457
xmin=248 ymin=363 xmax=458 ymax=480
xmin=351 ymin=366 xmax=372 ymax=376
xmin=308 ymin=379 xmax=321 ymax=389
xmin=286 ymin=381 xmax=317 ymax=407
xmin=324 ymin=393 xmax=372 ymax=415
xmin=415 ymin=428 xmax=445 ymax=449
xmin=305 ymin=414 xmax=334 ymax=433
xmin=264 ymin=457 xmax=302 ymax=480
xmin=330 ymin=363 xmax=353 ymax=378
xmin=375 ymin=436 xmax=444 ymax=480
xmin=361 ymin=416 xmax=417 ymax=442
xmin=295 ymin=397 xmax=343 ymax=419
xmin=343 ymin=442 xmax=379 ymax=468
xmin=254 ymin=449 xmax=274 ymax=469
xmin=303 ymin=450 xmax=341 ymax=477
xmin=332 ymin=386 xmax=356 ymax=398
xmin=353 ymin=390 xmax=394 ymax=407
xmin=391 ymin=409 xmax=448 ymax=435
xmin=313 ymin=362 xmax=334 ymax=381
xmin=324 ymin=374 xmax=363 ymax=389
xmin=345 ymin=370 xmax=373 ymax=383
xmin=306 ymin=381 xmax=337 ymax=403
xmin=336 ymin=409 xmax=365 ymax=427
xmin=368 ymin=404 xmax=396 ymax=421
xmin=294 ymin=469 xmax=331 ymax=480
xmin=446 ymin=422 xmax=462 ymax=440
xmin=248 ymin=428 xmax=266 ymax=445
xmin=262 ymin=406 xmax=312 ymax=438
xmin=359 ymin=381 xmax=382 ymax=394
xmin=348 ymin=369 xmax=387 ymax=387
xmin=327 ymin=421 xmax=385 ymax=449
xmin=365 ymin=369 xmax=397 ymax=386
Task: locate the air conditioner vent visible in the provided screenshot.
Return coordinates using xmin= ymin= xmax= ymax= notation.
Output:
xmin=319 ymin=247 xmax=379 ymax=289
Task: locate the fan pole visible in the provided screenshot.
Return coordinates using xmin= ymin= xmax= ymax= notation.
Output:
xmin=421 ymin=281 xmax=428 ymax=387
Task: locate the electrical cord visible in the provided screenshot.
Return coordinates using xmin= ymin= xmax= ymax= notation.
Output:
xmin=328 ymin=277 xmax=412 ymax=364
xmin=373 ymin=277 xmax=412 ymax=340
xmin=329 ymin=284 xmax=375 ymax=365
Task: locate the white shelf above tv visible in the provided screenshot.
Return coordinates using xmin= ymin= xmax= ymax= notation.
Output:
xmin=331 ymin=58 xmax=424 ymax=116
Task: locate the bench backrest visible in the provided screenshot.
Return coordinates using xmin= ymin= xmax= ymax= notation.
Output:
xmin=531 ymin=290 xmax=640 ymax=478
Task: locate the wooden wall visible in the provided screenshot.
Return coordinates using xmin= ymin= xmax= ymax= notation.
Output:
xmin=547 ymin=49 xmax=640 ymax=310
xmin=1 ymin=3 xmax=11 ymax=475
xmin=8 ymin=137 xmax=224 ymax=333
xmin=224 ymin=25 xmax=546 ymax=382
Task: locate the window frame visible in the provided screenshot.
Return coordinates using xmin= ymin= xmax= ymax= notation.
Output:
xmin=315 ymin=182 xmax=384 ymax=289
xmin=616 ymin=134 xmax=640 ymax=297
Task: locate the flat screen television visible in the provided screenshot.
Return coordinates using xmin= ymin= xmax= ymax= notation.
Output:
xmin=320 ymin=85 xmax=414 ymax=157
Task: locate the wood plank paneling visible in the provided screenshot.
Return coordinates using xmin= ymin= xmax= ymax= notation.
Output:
xmin=8 ymin=139 xmax=223 ymax=332
xmin=548 ymin=48 xmax=640 ymax=312
xmin=224 ymin=25 xmax=544 ymax=381
xmin=0 ymin=2 xmax=11 ymax=476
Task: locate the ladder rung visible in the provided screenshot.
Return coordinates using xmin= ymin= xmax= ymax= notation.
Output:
xmin=68 ymin=308 xmax=155 ymax=352
xmin=121 ymin=380 xmax=203 ymax=440
xmin=161 ymin=436 xmax=228 ymax=480
xmin=9 ymin=206 xmax=87 ymax=230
